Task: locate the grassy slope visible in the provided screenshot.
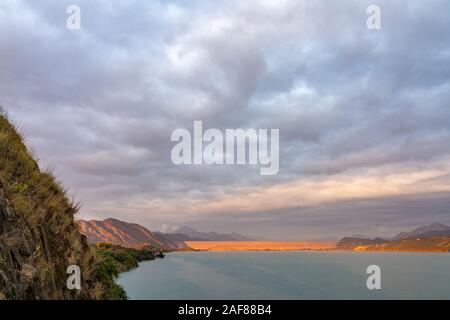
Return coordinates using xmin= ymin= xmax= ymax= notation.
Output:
xmin=0 ymin=110 xmax=125 ymax=299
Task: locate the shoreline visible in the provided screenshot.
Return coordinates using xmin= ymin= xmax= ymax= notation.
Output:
xmin=174 ymin=240 xmax=450 ymax=254
xmin=183 ymin=240 xmax=337 ymax=252
xmin=172 ymin=248 xmax=450 ymax=254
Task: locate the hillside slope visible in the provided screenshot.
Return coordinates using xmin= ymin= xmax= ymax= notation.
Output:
xmin=0 ymin=111 xmax=121 ymax=299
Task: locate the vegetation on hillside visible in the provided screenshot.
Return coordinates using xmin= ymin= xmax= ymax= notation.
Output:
xmin=90 ymin=243 xmax=163 ymax=300
xmin=94 ymin=243 xmax=159 ymax=272
xmin=0 ymin=108 xmax=127 ymax=299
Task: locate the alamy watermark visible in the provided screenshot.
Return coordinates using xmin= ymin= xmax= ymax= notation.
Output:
xmin=366 ymin=5 xmax=381 ymax=30
xmin=66 ymin=5 xmax=81 ymax=30
xmin=64 ymin=5 xmax=381 ymax=31
xmin=171 ymin=121 xmax=279 ymax=175
xmin=66 ymin=265 xmax=81 ymax=290
xmin=366 ymin=265 xmax=381 ymax=290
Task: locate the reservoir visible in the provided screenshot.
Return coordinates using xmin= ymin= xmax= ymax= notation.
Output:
xmin=118 ymin=251 xmax=450 ymax=299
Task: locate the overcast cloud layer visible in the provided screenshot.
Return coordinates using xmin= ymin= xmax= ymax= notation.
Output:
xmin=1 ymin=0 xmax=450 ymax=239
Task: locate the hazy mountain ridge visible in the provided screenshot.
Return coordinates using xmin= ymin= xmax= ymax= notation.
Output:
xmin=392 ymin=223 xmax=450 ymax=240
xmin=168 ymin=226 xmax=251 ymax=241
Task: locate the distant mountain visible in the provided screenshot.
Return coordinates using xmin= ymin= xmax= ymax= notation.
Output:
xmin=154 ymin=232 xmax=201 ymax=242
xmin=169 ymin=226 xmax=252 ymax=241
xmin=76 ymin=218 xmax=178 ymax=249
xmin=408 ymin=229 xmax=450 ymax=238
xmin=392 ymin=223 xmax=450 ymax=240
xmin=336 ymin=237 xmax=387 ymax=250
xmin=350 ymin=234 xmax=373 ymax=240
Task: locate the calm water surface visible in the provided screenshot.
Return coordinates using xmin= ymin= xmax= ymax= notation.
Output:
xmin=117 ymin=251 xmax=450 ymax=299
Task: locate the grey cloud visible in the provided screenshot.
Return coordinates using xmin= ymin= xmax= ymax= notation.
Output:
xmin=1 ymin=0 xmax=450 ymax=237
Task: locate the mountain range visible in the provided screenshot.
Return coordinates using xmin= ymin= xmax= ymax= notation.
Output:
xmin=78 ymin=218 xmax=450 ymax=253
xmin=161 ymin=226 xmax=251 ymax=241
xmin=392 ymin=223 xmax=450 ymax=240
xmin=76 ymin=218 xmax=251 ymax=249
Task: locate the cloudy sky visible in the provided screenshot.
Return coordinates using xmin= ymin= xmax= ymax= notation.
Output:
xmin=1 ymin=0 xmax=450 ymax=239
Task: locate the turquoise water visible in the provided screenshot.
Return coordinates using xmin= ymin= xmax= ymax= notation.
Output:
xmin=117 ymin=251 xmax=450 ymax=300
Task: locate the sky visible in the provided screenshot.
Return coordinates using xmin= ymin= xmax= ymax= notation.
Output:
xmin=1 ymin=0 xmax=450 ymax=239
